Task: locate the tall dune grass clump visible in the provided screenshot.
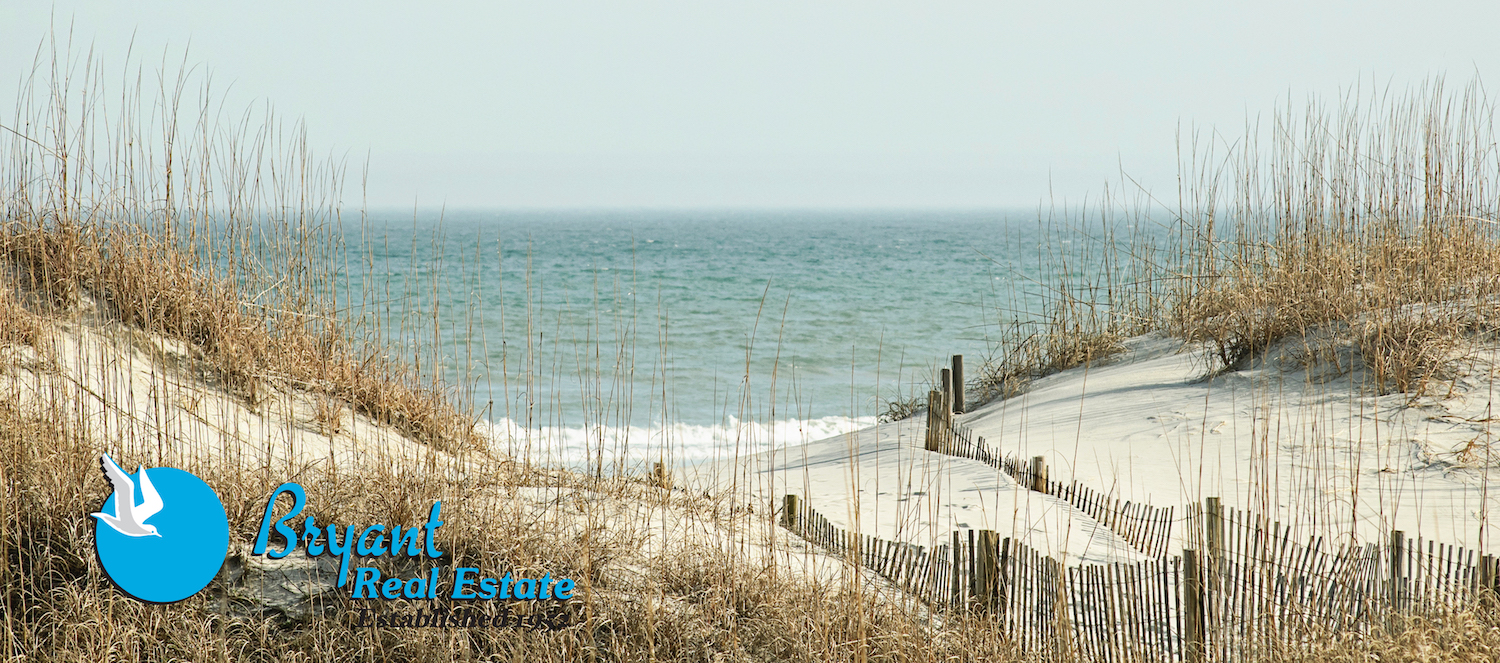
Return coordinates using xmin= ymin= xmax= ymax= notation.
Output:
xmin=1169 ymin=81 xmax=1500 ymax=392
xmin=0 ymin=44 xmax=476 ymax=450
xmin=960 ymin=80 xmax=1500 ymax=407
xmin=959 ymin=202 xmax=1162 ymax=408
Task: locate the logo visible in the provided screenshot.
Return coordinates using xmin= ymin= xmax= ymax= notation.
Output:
xmin=254 ymin=483 xmax=578 ymax=610
xmin=92 ymin=454 xmax=229 ymax=603
xmin=88 ymin=459 xmax=579 ymax=622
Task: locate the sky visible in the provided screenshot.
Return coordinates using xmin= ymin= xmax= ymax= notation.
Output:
xmin=4 ymin=1 xmax=1500 ymax=209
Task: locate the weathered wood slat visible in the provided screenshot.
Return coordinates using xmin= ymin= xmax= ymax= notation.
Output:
xmin=776 ymin=491 xmax=1488 ymax=663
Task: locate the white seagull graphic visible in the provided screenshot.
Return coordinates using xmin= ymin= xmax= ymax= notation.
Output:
xmin=91 ymin=454 xmax=164 ymax=537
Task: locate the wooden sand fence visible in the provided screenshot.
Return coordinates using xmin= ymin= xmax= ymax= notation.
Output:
xmin=1179 ymin=499 xmax=1498 ymax=661
xmin=781 ymin=493 xmax=1500 ymax=662
xmin=776 ymin=356 xmax=1498 ymax=659
xmin=923 ymin=384 xmax=1174 ymax=558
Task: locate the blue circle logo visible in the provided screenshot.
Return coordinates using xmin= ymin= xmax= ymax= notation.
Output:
xmin=92 ymin=455 xmax=229 ymax=603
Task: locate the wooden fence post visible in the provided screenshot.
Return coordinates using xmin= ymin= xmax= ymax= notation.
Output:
xmin=1204 ymin=496 xmax=1222 ymax=625
xmin=976 ymin=530 xmax=1000 ymax=615
xmin=783 ymin=494 xmax=800 ymax=530
xmin=1183 ymin=549 xmax=1205 ymax=663
xmin=1031 ymin=456 xmax=1048 ymax=493
xmin=1481 ymin=555 xmax=1498 ymax=607
xmin=952 ymin=354 xmax=965 ymax=414
xmin=968 ymin=529 xmax=977 ymax=608
xmin=1204 ymin=497 xmax=1222 ymax=564
xmin=941 ymin=368 xmax=953 ymax=413
xmin=924 ymin=390 xmax=943 ymax=451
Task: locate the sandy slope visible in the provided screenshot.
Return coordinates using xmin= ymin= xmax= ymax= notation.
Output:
xmin=0 ymin=305 xmax=865 ymax=601
xmin=685 ymin=411 xmax=1152 ymax=566
xmin=690 ymin=331 xmax=1500 ymax=564
xmin=0 ymin=316 xmax=440 ymax=473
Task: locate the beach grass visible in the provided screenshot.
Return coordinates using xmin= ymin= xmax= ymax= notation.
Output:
xmin=0 ymin=41 xmax=1027 ymax=663
xmin=6 ymin=38 xmax=1500 ymax=663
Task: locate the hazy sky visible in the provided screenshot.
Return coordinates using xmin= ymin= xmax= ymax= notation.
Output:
xmin=5 ymin=2 xmax=1500 ymax=209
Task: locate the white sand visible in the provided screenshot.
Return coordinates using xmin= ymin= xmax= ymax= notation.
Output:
xmin=0 ymin=306 xmax=865 ymax=590
xmin=688 ymin=332 xmax=1500 ymax=564
xmin=0 ymin=317 xmax=446 ymax=473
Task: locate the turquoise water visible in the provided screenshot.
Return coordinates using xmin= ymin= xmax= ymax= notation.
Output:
xmin=348 ymin=209 xmax=1106 ymax=465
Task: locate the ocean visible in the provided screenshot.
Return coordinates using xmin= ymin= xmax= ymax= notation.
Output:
xmin=346 ymin=208 xmax=1105 ymax=467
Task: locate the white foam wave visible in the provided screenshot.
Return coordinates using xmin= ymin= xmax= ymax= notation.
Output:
xmin=479 ymin=415 xmax=876 ymax=466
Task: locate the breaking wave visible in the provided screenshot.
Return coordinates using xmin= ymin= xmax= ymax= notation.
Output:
xmin=479 ymin=415 xmax=877 ymax=466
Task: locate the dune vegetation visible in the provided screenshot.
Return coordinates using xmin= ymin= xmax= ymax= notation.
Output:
xmin=5 ymin=41 xmax=1500 ymax=663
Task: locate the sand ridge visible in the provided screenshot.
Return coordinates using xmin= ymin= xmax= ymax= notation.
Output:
xmin=688 ymin=331 xmax=1500 ymax=565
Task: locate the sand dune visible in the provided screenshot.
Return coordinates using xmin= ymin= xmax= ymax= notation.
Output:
xmin=690 ymin=331 xmax=1500 ymax=564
